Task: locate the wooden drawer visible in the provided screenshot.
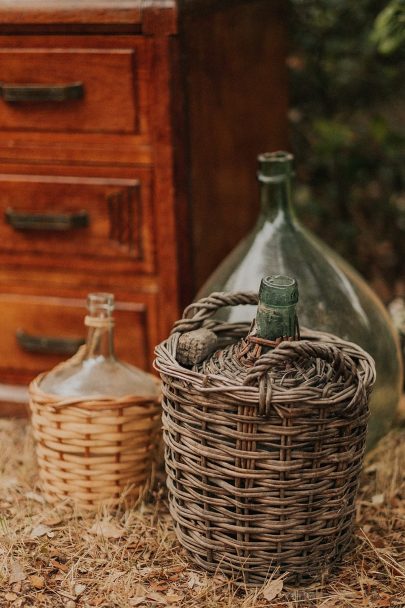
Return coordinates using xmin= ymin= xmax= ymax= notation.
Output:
xmin=0 ymin=47 xmax=141 ymax=134
xmin=0 ymin=172 xmax=155 ymax=274
xmin=0 ymin=293 xmax=151 ymax=385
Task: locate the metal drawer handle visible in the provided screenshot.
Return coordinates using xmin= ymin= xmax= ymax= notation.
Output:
xmin=5 ymin=208 xmax=89 ymax=231
xmin=0 ymin=81 xmax=84 ymax=103
xmin=16 ymin=330 xmax=84 ymax=356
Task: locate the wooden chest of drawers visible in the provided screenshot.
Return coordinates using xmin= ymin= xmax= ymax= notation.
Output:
xmin=0 ymin=0 xmax=288 ymax=409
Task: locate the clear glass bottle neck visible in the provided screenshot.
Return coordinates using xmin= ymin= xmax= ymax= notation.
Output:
xmin=259 ymin=177 xmax=295 ymax=223
xmin=83 ymin=323 xmax=116 ymax=361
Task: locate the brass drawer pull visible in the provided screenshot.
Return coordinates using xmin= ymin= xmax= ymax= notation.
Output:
xmin=5 ymin=208 xmax=89 ymax=231
xmin=0 ymin=81 xmax=84 ymax=103
xmin=16 ymin=330 xmax=84 ymax=356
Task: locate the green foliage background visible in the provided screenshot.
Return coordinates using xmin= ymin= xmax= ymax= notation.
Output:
xmin=289 ymin=0 xmax=404 ymax=302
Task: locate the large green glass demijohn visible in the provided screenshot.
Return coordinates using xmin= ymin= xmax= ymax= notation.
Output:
xmin=198 ymin=151 xmax=403 ymax=448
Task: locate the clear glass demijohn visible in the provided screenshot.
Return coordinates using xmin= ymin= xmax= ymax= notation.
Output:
xmin=198 ymin=151 xmax=403 ymax=448
xmin=40 ymin=293 xmax=159 ymax=399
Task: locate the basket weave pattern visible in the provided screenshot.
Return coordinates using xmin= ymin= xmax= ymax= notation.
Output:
xmin=155 ymin=292 xmax=375 ymax=585
xmin=29 ymin=367 xmax=161 ymax=510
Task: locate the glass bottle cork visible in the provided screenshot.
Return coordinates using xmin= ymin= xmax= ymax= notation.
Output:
xmin=40 ymin=293 xmax=159 ymax=399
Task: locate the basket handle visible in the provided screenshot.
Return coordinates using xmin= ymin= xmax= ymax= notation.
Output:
xmin=244 ymin=340 xmax=359 ymax=417
xmin=171 ymin=291 xmax=258 ymax=334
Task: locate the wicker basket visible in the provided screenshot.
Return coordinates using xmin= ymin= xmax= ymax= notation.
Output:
xmin=29 ymin=354 xmax=161 ymax=511
xmin=154 ymin=291 xmax=376 ymax=586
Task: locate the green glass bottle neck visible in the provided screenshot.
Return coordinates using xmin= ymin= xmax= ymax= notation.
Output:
xmin=255 ymin=275 xmax=299 ymax=341
xmin=259 ymin=177 xmax=295 ymax=223
xmin=256 ymin=302 xmax=297 ymax=341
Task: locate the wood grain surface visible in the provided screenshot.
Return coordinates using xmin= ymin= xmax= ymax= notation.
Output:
xmin=0 ymin=0 xmax=288 ymax=411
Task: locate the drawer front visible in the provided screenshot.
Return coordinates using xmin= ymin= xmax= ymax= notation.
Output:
xmin=0 ymin=48 xmax=140 ymax=134
xmin=0 ymin=293 xmax=150 ymax=384
xmin=0 ymin=172 xmax=155 ymax=274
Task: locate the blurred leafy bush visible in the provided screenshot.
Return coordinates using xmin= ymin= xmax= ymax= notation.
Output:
xmin=289 ymin=0 xmax=404 ymax=302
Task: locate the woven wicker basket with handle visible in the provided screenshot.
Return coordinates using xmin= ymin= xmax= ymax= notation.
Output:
xmin=154 ymin=291 xmax=376 ymax=586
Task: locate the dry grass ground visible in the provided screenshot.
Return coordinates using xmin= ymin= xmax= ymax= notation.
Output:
xmin=0 ymin=418 xmax=404 ymax=608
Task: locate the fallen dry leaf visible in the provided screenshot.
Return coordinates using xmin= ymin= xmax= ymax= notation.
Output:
xmin=30 ymin=574 xmax=45 ymax=589
xmin=30 ymin=523 xmax=53 ymax=538
xmin=49 ymin=547 xmax=64 ymax=558
xmin=187 ymin=572 xmax=202 ymax=589
xmin=88 ymin=520 xmax=125 ymax=539
xmin=262 ymin=577 xmax=284 ymax=601
xmin=11 ymin=581 xmax=22 ymax=593
xmin=5 ymin=592 xmax=18 ymax=601
xmin=147 ymin=591 xmax=168 ymax=604
xmin=375 ymin=595 xmax=394 ymax=607
xmin=166 ymin=566 xmax=185 ymax=574
xmin=43 ymin=515 xmax=63 ymax=526
xmin=390 ymin=496 xmax=401 ymax=508
xmin=88 ymin=599 xmax=104 ymax=607
xmin=2 ymin=476 xmax=19 ymax=489
xmin=130 ymin=599 xmax=147 ymax=607
xmin=8 ymin=560 xmax=26 ymax=584
xmin=150 ymin=581 xmax=169 ymax=591
xmin=364 ymin=464 xmax=379 ymax=474
xmin=166 ymin=593 xmax=183 ymax=604
xmin=74 ymin=583 xmax=86 ymax=596
xmin=372 ymin=493 xmax=385 ymax=506
xmin=24 ymin=491 xmax=45 ymax=504
xmin=109 ymin=570 xmax=125 ymax=583
xmin=50 ymin=558 xmax=69 ymax=572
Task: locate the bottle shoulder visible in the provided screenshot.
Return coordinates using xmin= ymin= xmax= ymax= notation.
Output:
xmin=39 ymin=356 xmax=159 ymax=399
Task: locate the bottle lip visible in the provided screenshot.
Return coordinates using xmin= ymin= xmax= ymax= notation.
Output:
xmin=258 ymin=151 xmax=294 ymax=164
xmin=259 ymin=275 xmax=299 ymax=306
xmin=257 ymin=150 xmax=294 ymax=183
xmin=87 ymin=292 xmax=115 ymax=318
xmin=263 ymin=275 xmax=296 ymax=289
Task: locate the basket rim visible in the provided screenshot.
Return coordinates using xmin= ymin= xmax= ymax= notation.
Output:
xmin=155 ymin=326 xmax=375 ymax=380
xmin=154 ymin=320 xmax=376 ymax=415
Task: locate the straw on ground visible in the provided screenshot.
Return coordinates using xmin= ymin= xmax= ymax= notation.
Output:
xmin=0 ymin=419 xmax=404 ymax=608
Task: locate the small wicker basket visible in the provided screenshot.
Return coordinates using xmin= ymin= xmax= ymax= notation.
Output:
xmin=154 ymin=291 xmax=376 ymax=586
xmin=29 ymin=352 xmax=161 ymax=511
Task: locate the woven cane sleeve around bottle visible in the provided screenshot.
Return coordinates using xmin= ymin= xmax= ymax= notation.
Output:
xmin=155 ymin=293 xmax=376 ymax=586
xmin=244 ymin=340 xmax=370 ymax=417
xmin=29 ymin=365 xmax=161 ymax=511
